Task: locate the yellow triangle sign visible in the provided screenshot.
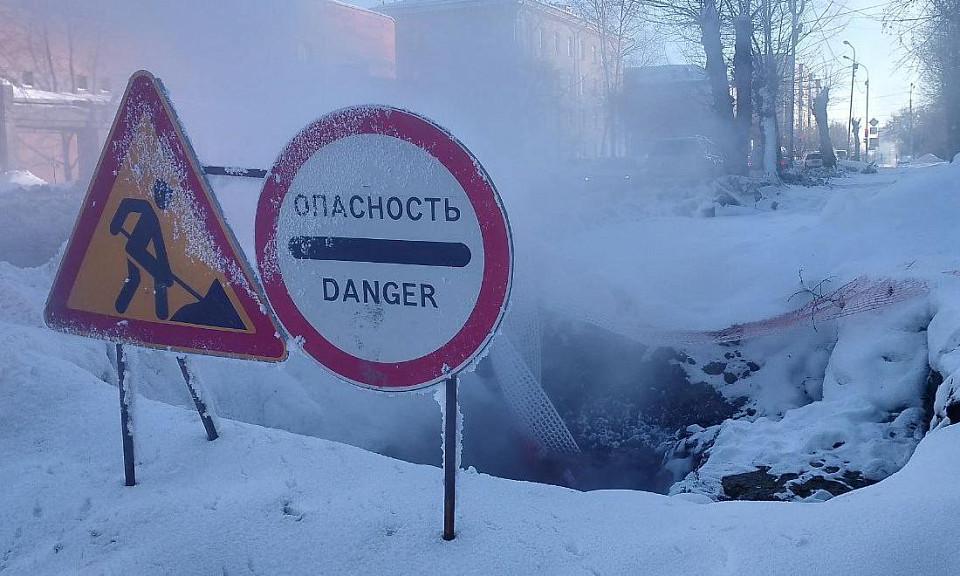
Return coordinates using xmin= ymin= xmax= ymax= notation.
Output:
xmin=45 ymin=71 xmax=286 ymax=361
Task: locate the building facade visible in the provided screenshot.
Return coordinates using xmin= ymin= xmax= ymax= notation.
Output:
xmin=621 ymin=65 xmax=715 ymax=155
xmin=378 ymin=0 xmax=606 ymax=162
xmin=0 ymin=0 xmax=398 ymax=184
xmin=0 ymin=0 xmax=136 ymax=183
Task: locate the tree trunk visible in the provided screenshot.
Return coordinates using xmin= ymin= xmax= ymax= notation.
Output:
xmin=732 ymin=12 xmax=752 ymax=175
xmin=700 ymin=0 xmax=736 ymax=172
xmin=813 ymin=88 xmax=837 ymax=167
xmin=945 ymin=13 xmax=960 ymax=161
xmin=785 ymin=0 xmax=799 ymax=163
xmin=759 ymin=0 xmax=780 ymax=181
xmin=759 ymin=85 xmax=780 ymax=181
xmin=851 ymin=118 xmax=862 ymax=161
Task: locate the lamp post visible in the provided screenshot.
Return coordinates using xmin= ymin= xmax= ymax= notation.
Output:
xmin=861 ymin=63 xmax=870 ymax=159
xmin=843 ymin=56 xmax=868 ymax=160
xmin=909 ymin=82 xmax=915 ymax=160
xmin=843 ymin=40 xmax=857 ymax=154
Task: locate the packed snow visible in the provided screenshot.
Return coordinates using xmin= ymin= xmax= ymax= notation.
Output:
xmin=4 ymin=153 xmax=960 ymax=572
xmin=2 ymin=305 xmax=960 ymax=574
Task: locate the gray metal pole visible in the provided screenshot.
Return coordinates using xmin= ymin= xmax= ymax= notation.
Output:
xmin=865 ymin=78 xmax=870 ymax=159
xmin=909 ymin=83 xmax=915 ymax=160
xmin=177 ymin=356 xmax=219 ymax=441
xmin=844 ymin=41 xmax=856 ymax=153
xmin=442 ymin=374 xmax=458 ymax=541
xmin=116 ymin=343 xmax=136 ymax=486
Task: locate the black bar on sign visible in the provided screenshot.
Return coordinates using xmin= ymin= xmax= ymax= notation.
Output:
xmin=289 ymin=236 xmax=472 ymax=268
xmin=202 ymin=166 xmax=267 ymax=179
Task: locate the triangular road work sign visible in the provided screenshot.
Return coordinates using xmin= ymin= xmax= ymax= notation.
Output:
xmin=45 ymin=71 xmax=286 ymax=361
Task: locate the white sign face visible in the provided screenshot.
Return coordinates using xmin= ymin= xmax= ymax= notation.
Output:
xmin=277 ymin=133 xmax=485 ymax=362
xmin=257 ymin=106 xmax=512 ymax=391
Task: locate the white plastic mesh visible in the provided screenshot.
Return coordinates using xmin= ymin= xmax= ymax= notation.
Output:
xmin=493 ymin=265 xmax=579 ymax=454
xmin=501 ymin=284 xmax=542 ymax=382
xmin=491 ymin=334 xmax=580 ymax=454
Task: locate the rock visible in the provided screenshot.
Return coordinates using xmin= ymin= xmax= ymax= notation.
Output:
xmin=702 ymin=361 xmax=727 ymax=375
xmin=721 ymin=467 xmax=798 ymax=501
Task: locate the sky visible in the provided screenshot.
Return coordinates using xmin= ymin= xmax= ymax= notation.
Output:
xmin=819 ymin=0 xmax=918 ymax=126
xmin=363 ymin=0 xmax=918 ymax=127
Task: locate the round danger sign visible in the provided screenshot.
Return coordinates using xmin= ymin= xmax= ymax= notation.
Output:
xmin=256 ymin=106 xmax=513 ymax=390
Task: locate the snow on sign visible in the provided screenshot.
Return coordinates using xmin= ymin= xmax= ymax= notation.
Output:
xmin=256 ymin=106 xmax=513 ymax=390
xmin=45 ymin=71 xmax=286 ymax=361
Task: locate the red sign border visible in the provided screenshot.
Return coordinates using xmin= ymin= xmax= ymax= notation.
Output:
xmin=256 ymin=106 xmax=513 ymax=390
xmin=44 ymin=70 xmax=287 ymax=362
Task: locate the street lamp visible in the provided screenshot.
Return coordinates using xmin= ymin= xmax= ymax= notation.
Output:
xmin=909 ymin=82 xmax=915 ymax=160
xmin=845 ymin=55 xmax=869 ymax=159
xmin=843 ymin=40 xmax=856 ymax=154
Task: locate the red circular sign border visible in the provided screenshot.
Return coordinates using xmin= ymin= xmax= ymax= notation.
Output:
xmin=256 ymin=106 xmax=513 ymax=391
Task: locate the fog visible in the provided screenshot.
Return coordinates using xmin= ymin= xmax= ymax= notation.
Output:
xmin=3 ymin=0 xmax=955 ymax=496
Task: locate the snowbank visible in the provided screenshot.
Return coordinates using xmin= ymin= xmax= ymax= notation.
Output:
xmin=0 ymin=181 xmax=81 ymax=268
xmin=3 ymin=321 xmax=960 ymax=574
xmin=0 ymin=169 xmax=46 ymax=191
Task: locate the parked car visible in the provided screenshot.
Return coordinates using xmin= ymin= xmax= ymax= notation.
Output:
xmin=803 ymin=151 xmax=824 ymax=168
xmin=835 ymin=149 xmax=849 ymax=161
xmin=564 ymin=157 xmax=643 ymax=193
xmin=642 ymin=136 xmax=724 ymax=181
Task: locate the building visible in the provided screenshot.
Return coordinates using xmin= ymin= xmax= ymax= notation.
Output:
xmin=377 ymin=0 xmax=607 ymax=162
xmin=0 ymin=0 xmax=136 ymax=183
xmin=0 ymin=0 xmax=398 ymax=184
xmin=621 ymin=65 xmax=715 ymax=155
xmin=296 ymin=0 xmax=396 ymax=81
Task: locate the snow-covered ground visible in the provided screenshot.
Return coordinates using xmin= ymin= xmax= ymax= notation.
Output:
xmin=4 ymin=155 xmax=960 ymax=573
xmin=3 ymin=316 xmax=960 ymax=575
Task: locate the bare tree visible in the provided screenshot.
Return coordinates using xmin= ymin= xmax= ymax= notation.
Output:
xmin=642 ymin=0 xmax=742 ymax=171
xmin=812 ymin=86 xmax=836 ymax=167
xmin=886 ymin=0 xmax=960 ymax=160
xmin=574 ymin=0 xmax=658 ymax=155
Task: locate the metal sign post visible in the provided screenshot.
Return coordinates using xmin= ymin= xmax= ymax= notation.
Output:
xmin=257 ymin=105 xmax=513 ymax=538
xmin=443 ymin=375 xmax=458 ymax=540
xmin=177 ymin=356 xmax=219 ymax=441
xmin=116 ymin=343 xmax=136 ymax=487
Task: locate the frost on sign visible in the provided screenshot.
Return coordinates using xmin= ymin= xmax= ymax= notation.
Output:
xmin=257 ymin=106 xmax=513 ymax=391
xmin=45 ymin=70 xmax=285 ymax=362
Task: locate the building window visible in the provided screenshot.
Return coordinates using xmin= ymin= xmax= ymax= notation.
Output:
xmin=567 ymin=36 xmax=574 ymax=57
xmin=580 ymin=39 xmax=586 ymax=60
xmin=21 ymin=71 xmax=35 ymax=87
xmin=592 ymin=44 xmax=598 ymax=63
xmin=538 ymin=28 xmax=545 ymax=53
xmin=554 ymin=33 xmax=560 ymax=55
xmin=100 ymin=77 xmax=111 ymax=93
xmin=76 ymin=75 xmax=88 ymax=91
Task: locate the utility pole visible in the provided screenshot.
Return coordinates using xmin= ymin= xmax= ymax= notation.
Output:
xmin=843 ymin=40 xmax=856 ymax=153
xmin=864 ymin=75 xmax=870 ymax=159
xmin=853 ymin=61 xmax=870 ymax=160
xmin=909 ymin=82 xmax=915 ymax=160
